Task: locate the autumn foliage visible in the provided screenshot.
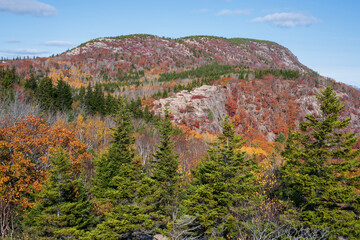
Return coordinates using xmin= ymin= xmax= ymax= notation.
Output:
xmin=0 ymin=116 xmax=91 ymax=237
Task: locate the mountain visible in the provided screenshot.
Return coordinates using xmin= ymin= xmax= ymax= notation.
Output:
xmin=6 ymin=34 xmax=360 ymax=143
xmin=10 ymin=34 xmax=310 ymax=89
xmin=351 ymin=85 xmax=360 ymax=91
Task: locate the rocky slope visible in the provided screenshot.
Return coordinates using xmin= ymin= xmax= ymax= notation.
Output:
xmin=10 ymin=35 xmax=310 ymax=86
xmin=5 ymin=34 xmax=360 ymax=143
xmin=151 ymin=75 xmax=360 ymax=143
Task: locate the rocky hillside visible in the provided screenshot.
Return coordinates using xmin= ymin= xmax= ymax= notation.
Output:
xmin=5 ymin=34 xmax=360 ymax=144
xmin=9 ymin=35 xmax=310 ymax=88
xmin=151 ymin=75 xmax=360 ymax=143
xmin=63 ymin=35 xmax=308 ymax=72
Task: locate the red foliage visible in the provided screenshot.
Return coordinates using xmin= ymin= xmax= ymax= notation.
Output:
xmin=225 ymin=98 xmax=237 ymax=117
xmin=191 ymin=95 xmax=206 ymax=100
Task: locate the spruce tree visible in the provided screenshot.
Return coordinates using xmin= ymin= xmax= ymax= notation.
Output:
xmin=24 ymin=148 xmax=94 ymax=239
xmin=90 ymin=99 xmax=152 ymax=239
xmin=150 ymin=109 xmax=181 ymax=234
xmin=84 ymin=84 xmax=94 ymax=114
xmin=280 ymin=86 xmax=360 ymax=239
xmin=93 ymin=83 xmax=105 ymax=115
xmin=35 ymin=76 xmax=55 ymax=110
xmin=54 ymin=79 xmax=73 ymax=111
xmin=24 ymin=72 xmax=38 ymax=91
xmin=0 ymin=67 xmax=15 ymax=102
xmin=184 ymin=117 xmax=260 ymax=239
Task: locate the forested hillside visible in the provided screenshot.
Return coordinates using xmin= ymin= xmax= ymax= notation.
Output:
xmin=0 ymin=35 xmax=359 ymax=239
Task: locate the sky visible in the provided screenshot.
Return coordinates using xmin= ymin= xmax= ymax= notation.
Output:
xmin=0 ymin=0 xmax=359 ymax=87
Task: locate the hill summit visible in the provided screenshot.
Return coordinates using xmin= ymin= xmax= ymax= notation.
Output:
xmin=6 ymin=34 xmax=360 ymax=143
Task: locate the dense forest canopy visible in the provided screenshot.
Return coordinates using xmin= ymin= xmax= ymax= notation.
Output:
xmin=0 ymin=35 xmax=360 ymax=239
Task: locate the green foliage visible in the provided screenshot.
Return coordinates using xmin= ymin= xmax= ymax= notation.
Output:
xmin=35 ymin=76 xmax=55 ymax=110
xmin=0 ymin=67 xmax=16 ymax=102
xmin=24 ymin=72 xmax=38 ymax=91
xmin=178 ymin=35 xmax=277 ymax=47
xmin=90 ymin=100 xmax=153 ymax=239
xmin=229 ymin=37 xmax=278 ymax=47
xmin=33 ymin=77 xmax=73 ymax=111
xmin=149 ymin=109 xmax=182 ymax=234
xmin=92 ymin=99 xmax=136 ymax=194
xmin=158 ymin=64 xmax=242 ymax=82
xmin=24 ymin=148 xmax=94 ymax=239
xmin=280 ymin=86 xmax=360 ymax=239
xmin=83 ymin=83 xmax=106 ymax=115
xmin=54 ymin=79 xmax=73 ymax=111
xmin=275 ymin=132 xmax=286 ymax=144
xmin=184 ymin=117 xmax=261 ymax=239
xmin=207 ymin=110 xmax=214 ymax=121
xmin=254 ymin=69 xmax=300 ymax=79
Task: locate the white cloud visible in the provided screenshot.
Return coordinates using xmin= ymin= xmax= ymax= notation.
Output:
xmin=217 ymin=9 xmax=250 ymax=16
xmin=252 ymin=12 xmax=321 ymax=28
xmin=0 ymin=0 xmax=57 ymax=16
xmin=43 ymin=40 xmax=74 ymax=46
xmin=1 ymin=49 xmax=49 ymax=55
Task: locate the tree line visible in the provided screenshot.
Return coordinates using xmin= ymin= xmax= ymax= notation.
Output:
xmin=0 ymin=86 xmax=357 ymax=239
xmin=1 ymin=66 xmax=359 ymax=239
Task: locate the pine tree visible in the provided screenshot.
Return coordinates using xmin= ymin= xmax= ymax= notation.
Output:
xmin=24 ymin=148 xmax=94 ymax=239
xmin=184 ymin=117 xmax=260 ymax=239
xmin=90 ymin=99 xmax=152 ymax=239
xmin=280 ymin=86 xmax=360 ymax=239
xmin=150 ymin=109 xmax=182 ymax=234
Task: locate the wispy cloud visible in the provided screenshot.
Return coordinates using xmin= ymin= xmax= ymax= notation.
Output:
xmin=0 ymin=0 xmax=57 ymax=16
xmin=6 ymin=40 xmax=21 ymax=43
xmin=197 ymin=8 xmax=209 ymax=13
xmin=252 ymin=12 xmax=321 ymax=28
xmin=1 ymin=49 xmax=49 ymax=55
xmin=43 ymin=40 xmax=74 ymax=46
xmin=217 ymin=9 xmax=250 ymax=16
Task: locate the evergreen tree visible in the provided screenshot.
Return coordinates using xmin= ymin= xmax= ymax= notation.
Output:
xmin=54 ymin=79 xmax=73 ymax=111
xmin=84 ymin=84 xmax=94 ymax=114
xmin=275 ymin=132 xmax=286 ymax=144
xmin=143 ymin=105 xmax=152 ymax=121
xmin=0 ymin=67 xmax=15 ymax=102
xmin=184 ymin=117 xmax=260 ymax=239
xmin=150 ymin=109 xmax=182 ymax=234
xmin=90 ymin=99 xmax=152 ymax=239
xmin=24 ymin=148 xmax=94 ymax=239
xmin=35 ymin=76 xmax=55 ymax=110
xmin=104 ymin=94 xmax=118 ymax=115
xmin=280 ymin=86 xmax=360 ymax=239
xmin=92 ymin=99 xmax=136 ymax=195
xmin=24 ymin=72 xmax=38 ymax=91
xmin=93 ymin=83 xmax=105 ymax=115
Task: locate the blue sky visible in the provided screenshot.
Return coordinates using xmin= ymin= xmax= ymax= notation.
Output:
xmin=0 ymin=0 xmax=359 ymax=87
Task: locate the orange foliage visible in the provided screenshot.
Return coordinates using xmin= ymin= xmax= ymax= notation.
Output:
xmin=225 ymin=98 xmax=237 ymax=117
xmin=64 ymin=114 xmax=112 ymax=152
xmin=0 ymin=115 xmax=92 ymax=232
